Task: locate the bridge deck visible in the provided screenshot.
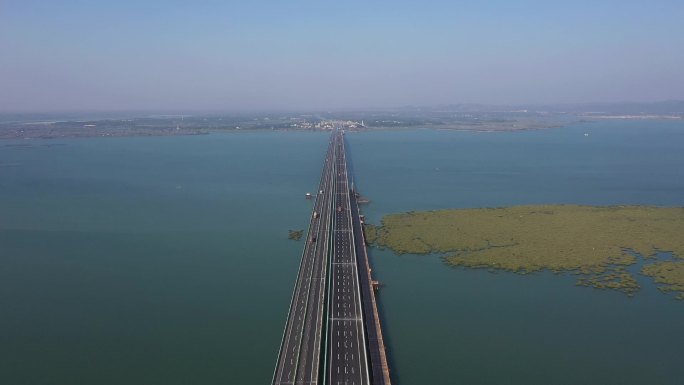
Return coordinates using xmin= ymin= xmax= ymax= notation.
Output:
xmin=350 ymin=192 xmax=392 ymax=385
xmin=326 ymin=132 xmax=369 ymax=385
xmin=273 ymin=129 xmax=391 ymax=385
xmin=272 ymin=139 xmax=336 ymax=385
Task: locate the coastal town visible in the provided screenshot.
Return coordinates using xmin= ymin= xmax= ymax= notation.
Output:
xmin=2 ymin=102 xmax=682 ymax=140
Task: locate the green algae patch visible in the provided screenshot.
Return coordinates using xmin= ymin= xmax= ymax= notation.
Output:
xmin=576 ymin=266 xmax=639 ymax=296
xmin=288 ymin=229 xmax=303 ymax=241
xmin=363 ymin=224 xmax=378 ymax=245
xmin=641 ymin=261 xmax=684 ymax=299
xmin=371 ymin=205 xmax=684 ymax=295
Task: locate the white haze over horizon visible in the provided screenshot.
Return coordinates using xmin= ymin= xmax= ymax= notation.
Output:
xmin=1 ymin=1 xmax=683 ymax=112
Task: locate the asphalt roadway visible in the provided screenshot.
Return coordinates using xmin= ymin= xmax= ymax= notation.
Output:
xmin=326 ymin=131 xmax=369 ymax=385
xmin=273 ymin=130 xmax=372 ymax=385
xmin=272 ymin=136 xmax=336 ymax=385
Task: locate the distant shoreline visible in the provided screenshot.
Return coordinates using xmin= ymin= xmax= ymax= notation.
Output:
xmin=1 ymin=112 xmax=681 ymax=140
xmin=0 ymin=125 xmax=562 ymax=140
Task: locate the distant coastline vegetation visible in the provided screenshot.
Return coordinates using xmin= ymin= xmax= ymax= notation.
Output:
xmin=365 ymin=205 xmax=684 ymax=299
xmin=2 ymin=101 xmax=682 ymax=140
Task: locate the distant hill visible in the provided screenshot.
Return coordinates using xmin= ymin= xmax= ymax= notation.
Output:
xmin=399 ymin=101 xmax=684 ymax=115
xmin=531 ymin=101 xmax=684 ymax=114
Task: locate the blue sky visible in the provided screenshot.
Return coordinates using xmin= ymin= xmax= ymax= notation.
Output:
xmin=1 ymin=0 xmax=683 ymax=111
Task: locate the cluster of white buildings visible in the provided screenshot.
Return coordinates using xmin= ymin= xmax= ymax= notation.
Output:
xmin=290 ymin=119 xmax=365 ymax=130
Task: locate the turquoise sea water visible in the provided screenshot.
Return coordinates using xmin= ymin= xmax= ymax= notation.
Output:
xmin=1 ymin=120 xmax=683 ymax=384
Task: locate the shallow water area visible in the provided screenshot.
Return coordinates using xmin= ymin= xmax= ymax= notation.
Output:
xmin=347 ymin=120 xmax=684 ymax=384
xmin=1 ymin=120 xmax=683 ymax=384
xmin=0 ymin=132 xmax=329 ymax=384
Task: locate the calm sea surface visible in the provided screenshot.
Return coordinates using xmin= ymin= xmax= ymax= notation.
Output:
xmin=1 ymin=120 xmax=683 ymax=384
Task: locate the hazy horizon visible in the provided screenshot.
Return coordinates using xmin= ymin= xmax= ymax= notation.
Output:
xmin=2 ymin=1 xmax=683 ymax=112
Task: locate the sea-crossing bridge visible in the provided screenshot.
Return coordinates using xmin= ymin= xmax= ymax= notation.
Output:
xmin=272 ymin=129 xmax=391 ymax=385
